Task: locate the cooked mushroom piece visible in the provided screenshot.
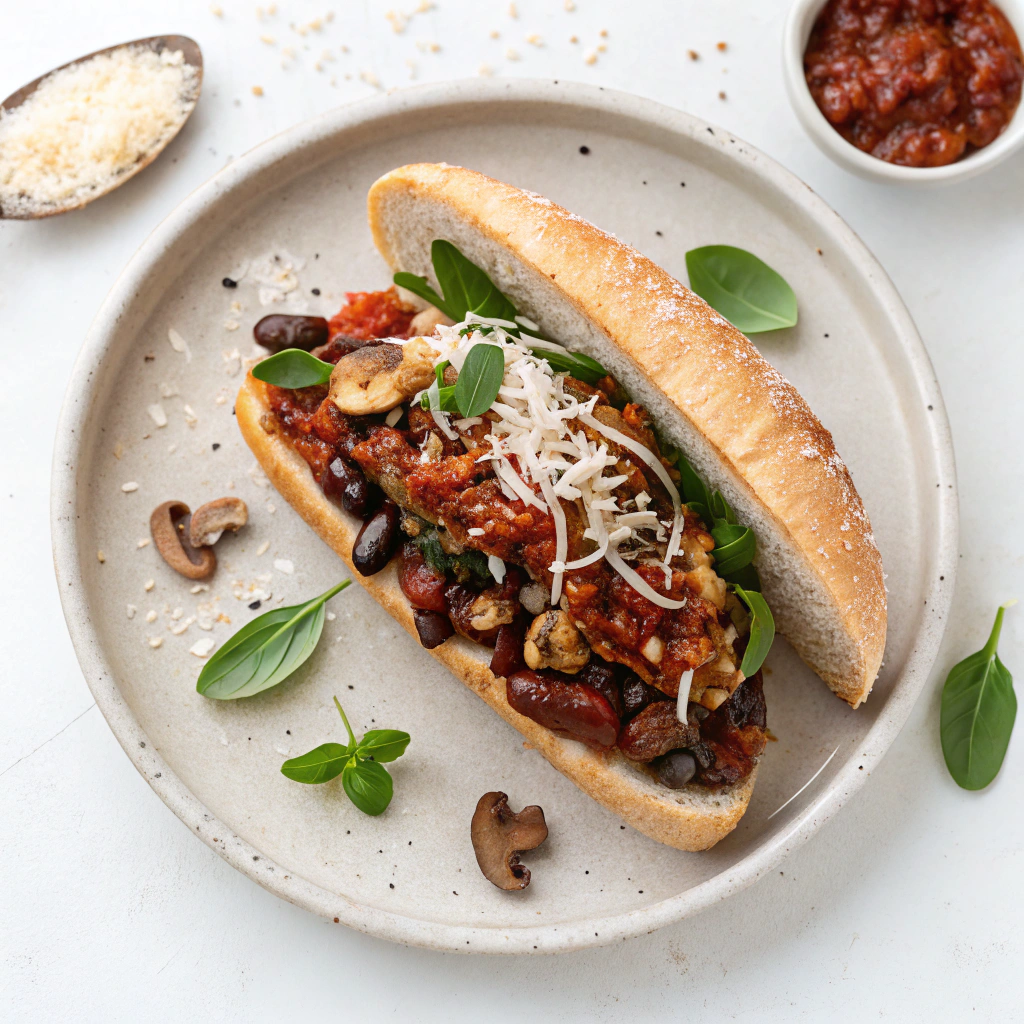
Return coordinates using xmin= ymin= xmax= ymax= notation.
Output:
xmin=523 ymin=610 xmax=590 ymax=673
xmin=150 ymin=501 xmax=216 ymax=580
xmin=328 ymin=337 xmax=438 ymax=416
xmin=409 ymin=306 xmax=454 ymax=336
xmin=471 ymin=791 xmax=548 ymax=891
xmin=189 ymin=497 xmax=249 ymax=547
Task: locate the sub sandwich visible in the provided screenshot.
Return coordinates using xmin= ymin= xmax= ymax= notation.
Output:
xmin=236 ymin=163 xmax=886 ymax=851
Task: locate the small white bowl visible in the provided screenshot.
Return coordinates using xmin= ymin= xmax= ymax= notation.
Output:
xmin=783 ymin=0 xmax=1024 ymax=184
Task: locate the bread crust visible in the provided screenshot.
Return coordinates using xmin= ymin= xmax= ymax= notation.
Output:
xmin=367 ymin=163 xmax=886 ymax=707
xmin=237 ymin=376 xmax=754 ymax=851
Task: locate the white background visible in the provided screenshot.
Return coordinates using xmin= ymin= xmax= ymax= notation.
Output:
xmin=2 ymin=1 xmax=1022 ymax=1020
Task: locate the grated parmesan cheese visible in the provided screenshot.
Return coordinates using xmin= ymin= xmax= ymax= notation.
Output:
xmin=413 ymin=315 xmax=688 ymax=609
xmin=0 ymin=46 xmax=199 ymax=217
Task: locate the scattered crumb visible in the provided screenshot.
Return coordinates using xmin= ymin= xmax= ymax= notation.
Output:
xmin=360 ymin=69 xmax=382 ymax=88
xmin=326 ymin=611 xmax=336 ymax=621
xmin=147 ymin=403 xmax=168 ymax=427
xmin=719 ymin=91 xmax=727 ymax=100
xmin=274 ymin=558 xmax=294 ymax=574
xmin=183 ymin=404 xmax=198 ymax=427
xmin=137 ymin=538 xmax=150 ymax=549
xmin=525 ymin=33 xmax=542 ymax=46
xmin=146 ymin=610 xmax=158 ymax=623
xmin=159 ymin=381 xmax=178 ymax=398
xmin=489 ymin=29 xmax=500 ymax=38
xmin=260 ymin=34 xmax=275 ymax=44
xmin=97 ymin=550 xmax=106 ymax=563
xmin=505 ymin=47 xmax=519 ymax=60
xmin=148 ymin=637 xmax=163 ymax=649
xmin=252 ymin=85 xmax=264 ymax=97
xmin=121 ymin=481 xmax=139 ymax=493
xmin=256 ymin=540 xmax=270 ymax=556
xmin=144 ymin=579 xmax=155 ymax=592
xmin=569 ymin=35 xmax=578 ymax=43
xmin=210 ymin=4 xmax=223 ymax=14
xmin=600 ymin=29 xmax=608 ymax=38
xmin=564 ymin=0 xmax=575 ymax=9
xmin=190 ymin=583 xmax=210 ymax=594
xmin=597 ymin=43 xmax=606 ymax=52
xmin=688 ymin=49 xmax=699 ymax=60
xmin=126 ymin=604 xmax=137 ymax=619
xmin=266 ymin=503 xmax=276 ymax=514
xmin=507 ymin=2 xmax=518 ymax=16
xmin=113 ymin=442 xmax=124 ymax=460
xmin=167 ymin=328 xmax=191 ymax=360
xmin=170 ymin=616 xmax=196 ymax=636
xmin=717 ymin=41 xmax=728 ymax=51
xmin=584 ymin=50 xmax=597 ymax=65
xmin=170 ymin=607 xmax=183 ymax=621
xmin=478 ymin=63 xmax=493 ymax=76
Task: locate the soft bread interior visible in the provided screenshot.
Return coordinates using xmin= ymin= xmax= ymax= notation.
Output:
xmin=369 ymin=164 xmax=886 ymax=707
xmin=236 ymin=377 xmax=755 ymax=851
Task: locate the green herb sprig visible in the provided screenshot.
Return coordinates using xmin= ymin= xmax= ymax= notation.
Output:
xmin=196 ymin=580 xmax=350 ymax=699
xmin=685 ymin=245 xmax=798 ymax=334
xmin=396 ymin=239 xmax=608 ymax=384
xmin=941 ymin=603 xmax=1017 ymax=791
xmin=252 ymin=348 xmax=335 ymax=388
xmin=734 ymin=586 xmax=775 ymax=678
xmin=281 ymin=696 xmax=410 ymax=815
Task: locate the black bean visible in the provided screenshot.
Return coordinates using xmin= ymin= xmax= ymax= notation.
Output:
xmin=352 ymin=501 xmax=400 ymax=576
xmin=490 ymin=619 xmax=527 ymax=678
xmin=656 ymin=750 xmax=697 ymax=789
xmin=253 ymin=314 xmax=329 ymax=354
xmin=322 ymin=456 xmax=373 ymax=518
xmin=413 ymin=609 xmax=454 ymax=649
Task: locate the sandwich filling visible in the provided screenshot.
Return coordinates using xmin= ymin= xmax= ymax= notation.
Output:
xmin=258 ymin=285 xmax=767 ymax=791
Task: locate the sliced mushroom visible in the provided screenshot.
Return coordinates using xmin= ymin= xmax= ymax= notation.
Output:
xmin=524 ymin=610 xmax=590 ymax=674
xmin=328 ymin=337 xmax=438 ymax=416
xmin=409 ymin=306 xmax=454 ymax=336
xmin=471 ymin=791 xmax=548 ymax=891
xmin=189 ymin=497 xmax=249 ymax=547
xmin=150 ymin=501 xmax=216 ymax=580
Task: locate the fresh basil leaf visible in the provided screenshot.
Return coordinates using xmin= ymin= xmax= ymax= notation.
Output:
xmin=280 ymin=743 xmax=352 ymax=784
xmin=685 ymin=245 xmax=798 ymax=334
xmin=723 ymin=562 xmax=761 ymax=593
xmin=528 ymin=346 xmax=607 ymax=385
xmin=342 ymin=758 xmax=394 ymax=816
xmin=735 ymin=585 xmax=775 ymax=676
xmin=941 ymin=604 xmax=1017 ymax=791
xmin=676 ymin=452 xmax=712 ymax=512
xmin=420 ymin=384 xmax=460 ymax=412
xmin=393 ymin=271 xmax=452 ymax=320
xmin=432 ymin=239 xmax=519 ymax=323
xmin=357 ymin=729 xmax=411 ymax=764
xmin=455 ymin=342 xmax=505 ymax=417
xmin=252 ymin=348 xmax=334 ymax=388
xmin=710 ymin=524 xmax=757 ymax=577
xmin=196 ymin=580 xmax=350 ymax=699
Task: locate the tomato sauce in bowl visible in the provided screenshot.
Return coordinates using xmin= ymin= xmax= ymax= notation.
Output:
xmin=804 ymin=0 xmax=1024 ymax=167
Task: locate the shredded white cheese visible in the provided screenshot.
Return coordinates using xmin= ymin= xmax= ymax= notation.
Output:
xmin=415 ymin=315 xmax=688 ymax=609
xmin=0 ymin=46 xmax=200 ymax=217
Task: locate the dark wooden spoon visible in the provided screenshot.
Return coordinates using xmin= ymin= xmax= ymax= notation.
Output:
xmin=0 ymin=35 xmax=203 ymax=220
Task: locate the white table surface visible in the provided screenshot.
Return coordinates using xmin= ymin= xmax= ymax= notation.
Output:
xmin=2 ymin=1 xmax=1021 ymax=1019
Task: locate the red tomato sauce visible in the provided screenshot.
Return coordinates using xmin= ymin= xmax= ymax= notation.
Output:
xmin=804 ymin=0 xmax=1024 ymax=166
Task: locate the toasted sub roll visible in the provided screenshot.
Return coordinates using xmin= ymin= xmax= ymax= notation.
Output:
xmin=236 ymin=163 xmax=886 ymax=851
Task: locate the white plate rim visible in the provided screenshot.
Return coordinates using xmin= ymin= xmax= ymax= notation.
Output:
xmin=50 ymin=78 xmax=958 ymax=954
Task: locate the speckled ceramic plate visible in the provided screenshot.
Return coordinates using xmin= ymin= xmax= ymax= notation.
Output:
xmin=51 ymin=80 xmax=957 ymax=954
